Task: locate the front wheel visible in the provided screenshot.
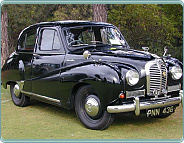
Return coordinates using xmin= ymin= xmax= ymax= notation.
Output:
xmin=75 ymin=85 xmax=114 ymax=130
xmin=10 ymin=82 xmax=30 ymax=107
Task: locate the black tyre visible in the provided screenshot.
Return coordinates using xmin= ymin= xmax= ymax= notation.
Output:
xmin=75 ymin=85 xmax=114 ymax=130
xmin=10 ymin=82 xmax=30 ymax=107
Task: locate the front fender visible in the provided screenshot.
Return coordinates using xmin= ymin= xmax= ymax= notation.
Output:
xmin=60 ymin=62 xmax=124 ymax=110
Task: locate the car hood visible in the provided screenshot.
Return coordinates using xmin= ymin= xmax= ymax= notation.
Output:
xmin=90 ymin=48 xmax=157 ymax=71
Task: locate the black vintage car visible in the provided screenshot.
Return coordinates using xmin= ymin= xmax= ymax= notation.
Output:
xmin=1 ymin=20 xmax=183 ymax=130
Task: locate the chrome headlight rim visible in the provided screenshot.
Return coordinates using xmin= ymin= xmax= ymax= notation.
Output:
xmin=170 ymin=66 xmax=182 ymax=80
xmin=126 ymin=69 xmax=140 ymax=86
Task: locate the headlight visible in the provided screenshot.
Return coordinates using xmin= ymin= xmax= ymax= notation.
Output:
xmin=126 ymin=70 xmax=139 ymax=86
xmin=170 ymin=66 xmax=182 ymax=80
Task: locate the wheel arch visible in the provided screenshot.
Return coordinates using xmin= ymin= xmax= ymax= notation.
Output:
xmin=2 ymin=80 xmax=15 ymax=89
xmin=69 ymin=81 xmax=123 ymax=110
xmin=69 ymin=82 xmax=90 ymax=109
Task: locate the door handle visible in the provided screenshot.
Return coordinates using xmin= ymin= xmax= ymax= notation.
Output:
xmin=33 ymin=53 xmax=40 ymax=59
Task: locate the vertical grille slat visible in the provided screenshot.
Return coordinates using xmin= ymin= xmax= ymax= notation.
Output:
xmin=146 ymin=60 xmax=167 ymax=96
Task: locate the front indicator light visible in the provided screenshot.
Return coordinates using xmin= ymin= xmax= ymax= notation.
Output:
xmin=119 ymin=93 xmax=125 ymax=99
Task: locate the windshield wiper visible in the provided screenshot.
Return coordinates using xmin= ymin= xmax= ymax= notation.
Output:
xmin=108 ymin=44 xmax=129 ymax=50
xmin=71 ymin=44 xmax=89 ymax=47
xmin=69 ymin=45 xmax=97 ymax=51
xmin=69 ymin=43 xmax=111 ymax=52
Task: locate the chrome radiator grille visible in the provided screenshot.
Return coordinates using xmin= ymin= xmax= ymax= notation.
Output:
xmin=146 ymin=60 xmax=167 ymax=96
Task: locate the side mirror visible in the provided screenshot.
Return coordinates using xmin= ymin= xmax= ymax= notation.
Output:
xmin=83 ymin=50 xmax=91 ymax=59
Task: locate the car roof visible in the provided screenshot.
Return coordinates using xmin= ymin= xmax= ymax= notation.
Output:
xmin=33 ymin=20 xmax=112 ymax=27
xmin=18 ymin=20 xmax=113 ymax=39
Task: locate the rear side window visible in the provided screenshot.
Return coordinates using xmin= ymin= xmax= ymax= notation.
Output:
xmin=40 ymin=29 xmax=61 ymax=51
xmin=18 ymin=29 xmax=37 ymax=51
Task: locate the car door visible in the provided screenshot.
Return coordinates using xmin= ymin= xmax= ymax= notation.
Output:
xmin=31 ymin=26 xmax=65 ymax=101
xmin=16 ymin=27 xmax=38 ymax=92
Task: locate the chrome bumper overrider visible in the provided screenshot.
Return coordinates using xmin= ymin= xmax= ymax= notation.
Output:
xmin=107 ymin=90 xmax=183 ymax=116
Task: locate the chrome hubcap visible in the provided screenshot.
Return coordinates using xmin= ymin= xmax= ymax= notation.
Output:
xmin=85 ymin=97 xmax=100 ymax=117
xmin=13 ymin=84 xmax=21 ymax=97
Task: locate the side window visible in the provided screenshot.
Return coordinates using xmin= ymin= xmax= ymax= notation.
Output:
xmin=18 ymin=29 xmax=37 ymax=51
xmin=26 ymin=33 xmax=36 ymax=49
xmin=40 ymin=29 xmax=61 ymax=51
xmin=53 ymin=32 xmax=60 ymax=50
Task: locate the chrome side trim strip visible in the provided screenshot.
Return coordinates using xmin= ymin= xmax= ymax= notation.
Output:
xmin=67 ymin=59 xmax=75 ymax=62
xmin=36 ymin=52 xmax=65 ymax=55
xmin=17 ymin=80 xmax=60 ymax=104
xmin=21 ymin=90 xmax=60 ymax=103
xmin=17 ymin=52 xmax=65 ymax=55
xmin=107 ymin=92 xmax=183 ymax=115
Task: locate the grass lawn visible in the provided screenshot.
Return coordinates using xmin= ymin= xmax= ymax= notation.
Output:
xmin=1 ymin=85 xmax=183 ymax=139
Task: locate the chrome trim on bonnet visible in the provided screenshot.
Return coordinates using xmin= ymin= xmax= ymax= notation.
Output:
xmin=107 ymin=90 xmax=183 ymax=115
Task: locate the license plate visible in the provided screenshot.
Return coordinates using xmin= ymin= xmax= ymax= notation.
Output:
xmin=146 ymin=105 xmax=175 ymax=117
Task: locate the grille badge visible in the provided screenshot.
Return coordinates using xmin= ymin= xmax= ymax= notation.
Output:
xmin=163 ymin=71 xmax=166 ymax=77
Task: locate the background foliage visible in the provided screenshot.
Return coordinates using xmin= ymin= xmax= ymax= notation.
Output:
xmin=108 ymin=4 xmax=183 ymax=60
xmin=2 ymin=4 xmax=183 ymax=61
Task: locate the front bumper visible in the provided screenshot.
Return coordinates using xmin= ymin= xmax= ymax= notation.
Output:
xmin=107 ymin=90 xmax=183 ymax=116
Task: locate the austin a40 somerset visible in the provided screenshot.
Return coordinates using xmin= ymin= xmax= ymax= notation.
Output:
xmin=1 ymin=21 xmax=183 ymax=130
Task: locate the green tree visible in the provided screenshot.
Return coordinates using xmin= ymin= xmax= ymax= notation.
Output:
xmin=53 ymin=4 xmax=92 ymax=21
xmin=2 ymin=4 xmax=58 ymax=53
xmin=1 ymin=4 xmax=182 ymax=63
xmin=162 ymin=4 xmax=183 ymax=60
xmin=108 ymin=4 xmax=182 ymax=60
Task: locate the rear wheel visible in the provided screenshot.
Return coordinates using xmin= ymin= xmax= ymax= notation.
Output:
xmin=10 ymin=82 xmax=30 ymax=107
xmin=75 ymin=85 xmax=114 ymax=130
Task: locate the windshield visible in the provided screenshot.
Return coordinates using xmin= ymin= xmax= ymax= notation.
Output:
xmin=63 ymin=26 xmax=129 ymax=49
